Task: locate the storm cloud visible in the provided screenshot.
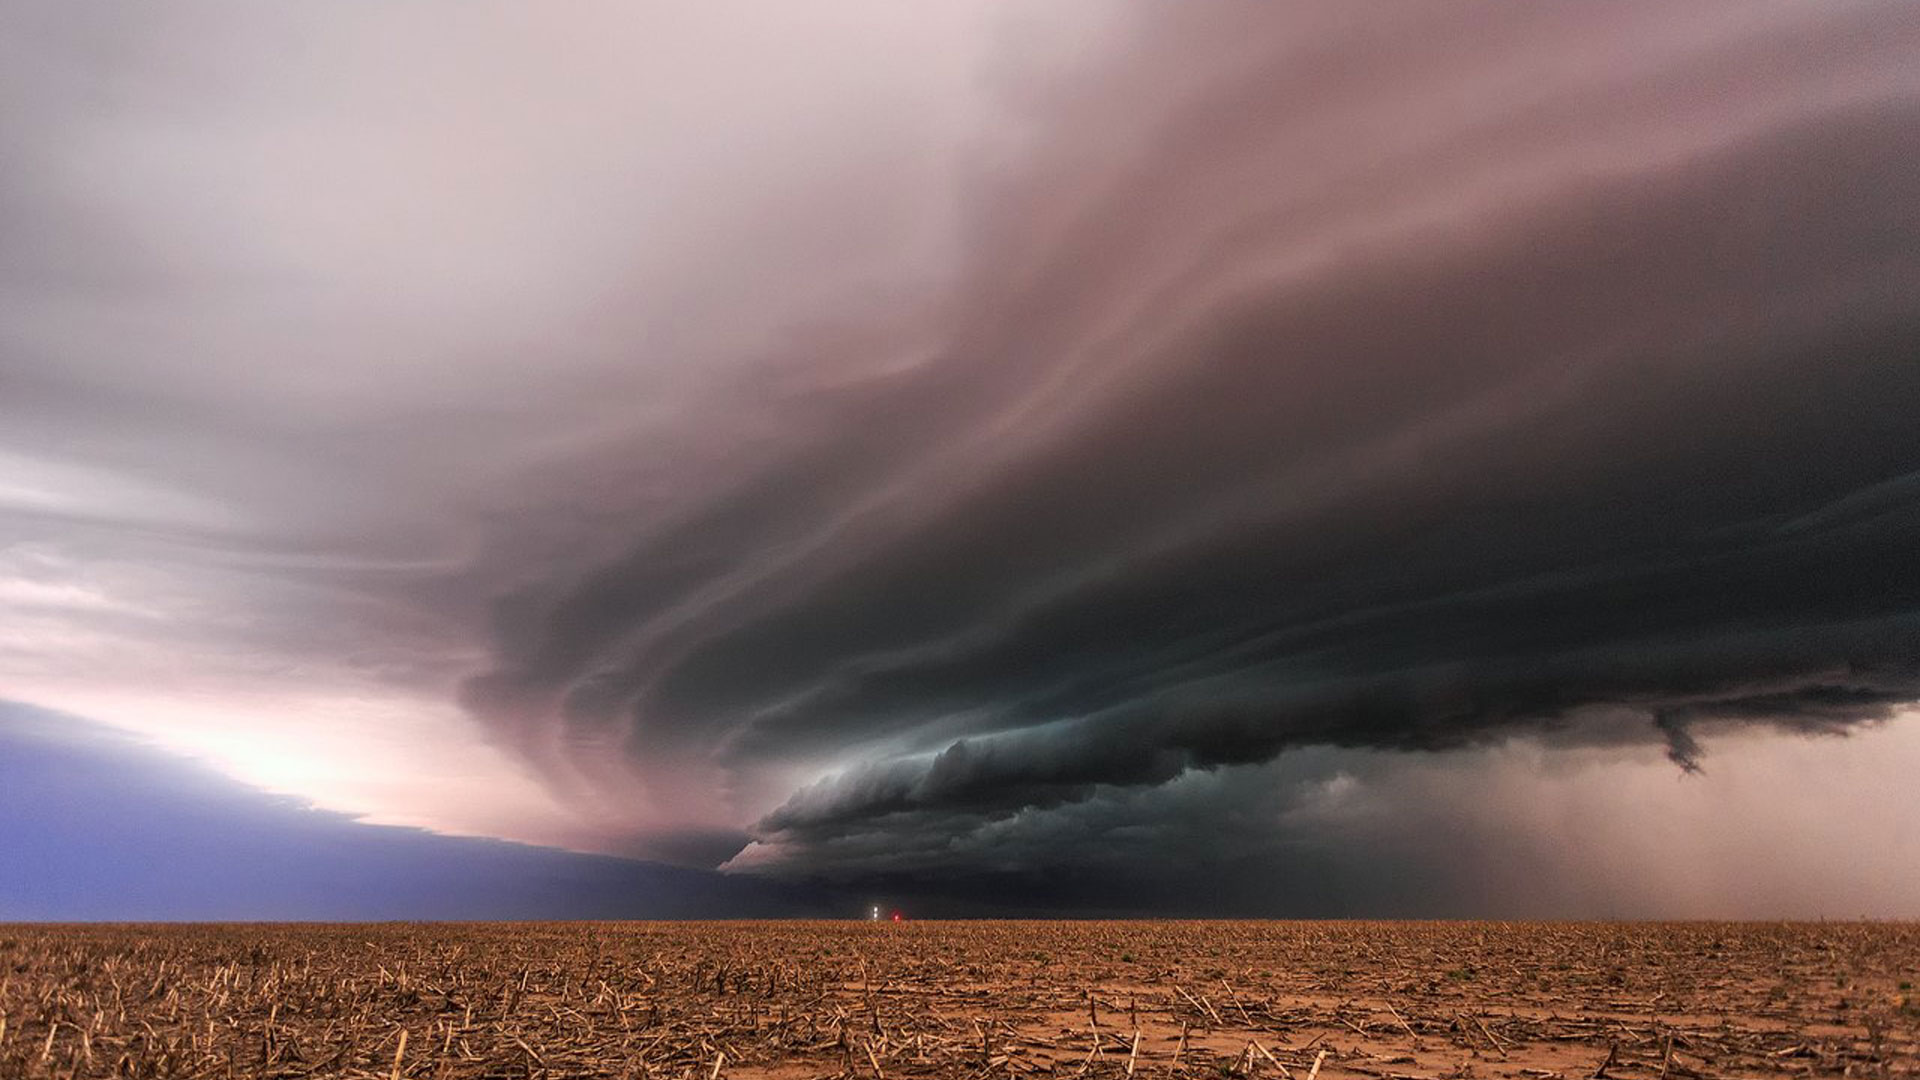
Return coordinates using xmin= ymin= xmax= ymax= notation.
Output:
xmin=461 ymin=4 xmax=1920 ymax=867
xmin=5 ymin=1 xmax=1920 ymax=909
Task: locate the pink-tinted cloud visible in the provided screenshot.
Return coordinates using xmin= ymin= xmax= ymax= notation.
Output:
xmin=4 ymin=1 xmax=1919 ymax=912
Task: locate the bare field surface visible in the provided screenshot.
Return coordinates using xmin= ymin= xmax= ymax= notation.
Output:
xmin=0 ymin=921 xmax=1914 ymax=1080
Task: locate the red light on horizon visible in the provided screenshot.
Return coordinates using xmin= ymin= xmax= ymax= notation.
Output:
xmin=891 ymin=911 xmax=903 ymax=922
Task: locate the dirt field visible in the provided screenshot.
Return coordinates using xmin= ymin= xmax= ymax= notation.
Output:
xmin=0 ymin=921 xmax=1913 ymax=1079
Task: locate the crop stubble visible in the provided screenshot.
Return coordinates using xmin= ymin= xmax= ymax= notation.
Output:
xmin=0 ymin=921 xmax=1913 ymax=1080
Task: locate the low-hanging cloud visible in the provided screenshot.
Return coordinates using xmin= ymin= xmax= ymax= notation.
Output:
xmin=5 ymin=1 xmax=1920 ymax=906
xmin=457 ymin=3 xmax=1920 ymax=873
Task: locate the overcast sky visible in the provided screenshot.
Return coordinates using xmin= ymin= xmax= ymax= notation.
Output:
xmin=3 ymin=0 xmax=1918 ymax=917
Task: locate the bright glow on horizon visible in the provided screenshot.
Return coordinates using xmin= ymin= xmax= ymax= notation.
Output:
xmin=15 ymin=683 xmax=589 ymax=850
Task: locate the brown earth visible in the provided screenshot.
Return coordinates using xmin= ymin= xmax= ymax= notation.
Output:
xmin=0 ymin=921 xmax=1914 ymax=1080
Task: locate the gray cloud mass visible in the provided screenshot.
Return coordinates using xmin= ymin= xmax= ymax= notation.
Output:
xmin=4 ymin=1 xmax=1919 ymax=910
xmin=464 ymin=4 xmax=1920 ymax=871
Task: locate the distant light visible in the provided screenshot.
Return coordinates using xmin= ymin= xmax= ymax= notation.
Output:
xmin=891 ymin=910 xmax=903 ymax=922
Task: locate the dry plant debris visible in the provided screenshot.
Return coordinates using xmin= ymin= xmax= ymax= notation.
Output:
xmin=0 ymin=921 xmax=1913 ymax=1080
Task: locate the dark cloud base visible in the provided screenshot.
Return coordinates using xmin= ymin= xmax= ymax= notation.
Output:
xmin=457 ymin=4 xmax=1920 ymax=897
xmin=7 ymin=1 xmax=1916 ymax=911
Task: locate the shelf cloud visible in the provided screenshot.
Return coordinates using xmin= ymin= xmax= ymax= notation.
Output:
xmin=4 ymin=1 xmax=1918 ymax=910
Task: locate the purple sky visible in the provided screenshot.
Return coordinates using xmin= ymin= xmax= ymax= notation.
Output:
xmin=3 ymin=1 xmax=1919 ymax=916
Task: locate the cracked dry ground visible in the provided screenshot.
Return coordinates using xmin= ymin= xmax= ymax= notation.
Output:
xmin=1 ymin=921 xmax=1914 ymax=1080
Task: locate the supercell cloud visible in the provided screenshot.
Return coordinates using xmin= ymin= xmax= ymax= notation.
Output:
xmin=4 ymin=1 xmax=1920 ymax=910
